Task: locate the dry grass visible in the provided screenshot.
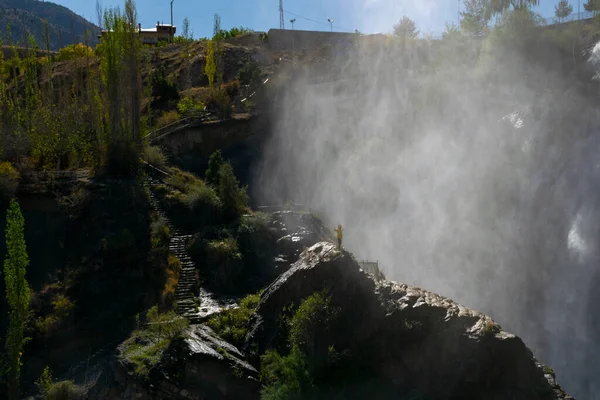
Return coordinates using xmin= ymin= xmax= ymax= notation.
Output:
xmin=162 ymin=255 xmax=182 ymax=307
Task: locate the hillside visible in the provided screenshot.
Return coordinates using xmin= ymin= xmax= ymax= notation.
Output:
xmin=0 ymin=0 xmax=99 ymax=50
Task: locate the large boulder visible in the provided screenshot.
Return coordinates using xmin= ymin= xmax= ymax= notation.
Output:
xmin=246 ymin=242 xmax=574 ymax=400
xmin=88 ymin=325 xmax=260 ymax=400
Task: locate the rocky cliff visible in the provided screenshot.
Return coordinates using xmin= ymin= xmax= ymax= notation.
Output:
xmin=246 ymin=242 xmax=574 ymax=400
xmin=85 ymin=237 xmax=574 ymax=399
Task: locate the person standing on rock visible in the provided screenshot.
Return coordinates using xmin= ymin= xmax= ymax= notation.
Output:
xmin=334 ymin=225 xmax=343 ymax=250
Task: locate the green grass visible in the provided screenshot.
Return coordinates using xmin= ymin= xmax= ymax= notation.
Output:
xmin=120 ymin=306 xmax=189 ymax=379
xmin=206 ymin=293 xmax=260 ymax=347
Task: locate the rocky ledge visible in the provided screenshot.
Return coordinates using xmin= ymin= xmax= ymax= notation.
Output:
xmin=87 ymin=325 xmax=260 ymax=400
xmin=246 ymin=242 xmax=575 ymax=400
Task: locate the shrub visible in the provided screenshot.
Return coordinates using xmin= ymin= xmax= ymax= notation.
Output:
xmin=58 ymin=43 xmax=94 ymax=61
xmin=46 ymin=380 xmax=78 ymax=400
xmin=150 ymin=215 xmax=171 ymax=248
xmin=142 ymin=145 xmax=168 ymax=170
xmin=184 ymin=185 xmax=222 ymax=222
xmin=205 ymin=150 xmax=225 ymax=186
xmin=151 ymin=65 xmax=180 ymax=103
xmin=205 ymin=237 xmax=243 ymax=290
xmin=259 ymin=292 xmax=343 ymax=399
xmin=121 ymin=306 xmax=189 ymax=379
xmin=217 ymin=162 xmax=248 ymax=221
xmin=166 ymin=169 xmax=203 ymax=193
xmin=222 ymin=79 xmax=240 ymax=98
xmin=239 ymin=212 xmax=269 ymax=234
xmin=206 ymin=89 xmax=232 ymax=119
xmin=162 ymin=169 xmax=222 ymax=227
xmin=206 ymin=292 xmax=259 ymax=347
xmin=288 ymin=291 xmax=340 ymax=361
xmin=260 ymin=345 xmax=314 ymax=400
xmin=237 ymin=59 xmax=262 ymax=88
xmin=0 ymin=161 xmax=19 ymax=201
xmin=177 ymin=96 xmax=205 ymax=115
xmin=162 ymin=255 xmax=181 ymax=307
xmin=156 ymin=110 xmax=181 ymax=128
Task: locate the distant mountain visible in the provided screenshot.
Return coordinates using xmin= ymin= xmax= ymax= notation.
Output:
xmin=0 ymin=0 xmax=100 ymax=51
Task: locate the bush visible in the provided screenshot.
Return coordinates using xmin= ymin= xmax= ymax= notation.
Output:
xmin=206 ymin=292 xmax=259 ymax=347
xmin=156 ymin=110 xmax=181 ymax=128
xmin=58 ymin=43 xmax=94 ymax=61
xmin=47 ymin=381 xmax=78 ymax=400
xmin=205 ymin=150 xmax=225 ymax=186
xmin=162 ymin=255 xmax=181 ymax=308
xmin=288 ymin=291 xmax=340 ymax=362
xmin=121 ymin=305 xmax=189 ymax=379
xmin=206 ymin=89 xmax=232 ymax=119
xmin=217 ymin=162 xmax=248 ymax=221
xmin=0 ymin=161 xmax=19 ymax=201
xmin=222 ymin=79 xmax=240 ymax=98
xmin=142 ymin=145 xmax=168 ymax=170
xmin=184 ymin=185 xmax=222 ymax=222
xmin=237 ymin=59 xmax=262 ymax=88
xmin=151 ymin=65 xmax=180 ymax=103
xmin=177 ymin=96 xmax=205 ymax=115
xmin=150 ymin=215 xmax=171 ymax=248
xmin=259 ymin=292 xmax=342 ymax=399
xmin=166 ymin=169 xmax=204 ymax=193
xmin=36 ymin=368 xmax=79 ymax=400
xmin=34 ymin=293 xmax=75 ymax=337
xmin=260 ymin=345 xmax=314 ymax=400
xmin=162 ymin=169 xmax=222 ymax=227
xmin=205 ymin=237 xmax=243 ymax=291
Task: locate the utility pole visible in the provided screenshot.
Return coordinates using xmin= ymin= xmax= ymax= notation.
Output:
xmin=290 ymin=18 xmax=296 ymax=65
xmin=170 ymin=0 xmax=174 ymax=43
xmin=279 ymin=0 xmax=285 ymax=29
xmin=327 ymin=18 xmax=334 ymax=32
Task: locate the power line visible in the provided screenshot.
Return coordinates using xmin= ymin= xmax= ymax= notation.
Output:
xmin=280 ymin=9 xmax=356 ymax=33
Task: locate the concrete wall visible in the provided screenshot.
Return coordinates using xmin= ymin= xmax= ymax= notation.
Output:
xmin=267 ymin=28 xmax=359 ymax=52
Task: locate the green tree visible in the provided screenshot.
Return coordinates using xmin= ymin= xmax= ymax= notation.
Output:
xmin=555 ymin=0 xmax=573 ymax=21
xmin=217 ymin=162 xmax=248 ymax=220
xmin=3 ymin=199 xmax=30 ymax=400
xmin=460 ymin=0 xmax=491 ymax=36
xmin=205 ymin=149 xmax=225 ymax=185
xmin=487 ymin=0 xmax=540 ymax=16
xmin=584 ymin=0 xmax=600 ymax=13
xmin=182 ymin=17 xmax=193 ymax=41
xmin=393 ymin=16 xmax=419 ymax=38
xmin=205 ymin=40 xmax=217 ymax=90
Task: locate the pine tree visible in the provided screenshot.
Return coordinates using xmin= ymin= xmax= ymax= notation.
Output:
xmin=555 ymin=0 xmax=573 ymax=22
xmin=393 ymin=16 xmax=419 ymax=39
xmin=4 ymin=199 xmax=30 ymax=400
xmin=461 ymin=0 xmax=491 ymax=37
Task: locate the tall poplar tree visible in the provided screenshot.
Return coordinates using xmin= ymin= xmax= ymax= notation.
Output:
xmin=3 ymin=199 xmax=30 ymax=400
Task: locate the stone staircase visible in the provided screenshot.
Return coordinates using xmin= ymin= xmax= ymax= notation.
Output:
xmin=146 ymin=176 xmax=237 ymax=323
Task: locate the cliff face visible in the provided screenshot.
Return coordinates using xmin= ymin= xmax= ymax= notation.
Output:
xmin=246 ymin=242 xmax=574 ymax=400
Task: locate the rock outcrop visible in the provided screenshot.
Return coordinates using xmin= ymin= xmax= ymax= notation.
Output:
xmin=88 ymin=325 xmax=260 ymax=400
xmin=246 ymin=242 xmax=575 ymax=400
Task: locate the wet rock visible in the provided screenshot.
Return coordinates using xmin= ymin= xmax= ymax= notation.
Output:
xmin=246 ymin=242 xmax=574 ymax=400
xmin=88 ymin=325 xmax=259 ymax=400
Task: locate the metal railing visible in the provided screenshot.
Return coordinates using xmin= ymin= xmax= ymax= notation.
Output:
xmin=542 ymin=10 xmax=596 ymax=25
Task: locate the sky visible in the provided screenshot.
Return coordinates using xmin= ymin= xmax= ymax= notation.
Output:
xmin=55 ymin=0 xmax=583 ymax=39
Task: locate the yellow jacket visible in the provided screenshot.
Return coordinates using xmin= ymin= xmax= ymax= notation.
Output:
xmin=334 ymin=227 xmax=343 ymax=239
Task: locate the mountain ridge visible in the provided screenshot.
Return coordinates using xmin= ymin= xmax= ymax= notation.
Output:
xmin=0 ymin=0 xmax=99 ymax=50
